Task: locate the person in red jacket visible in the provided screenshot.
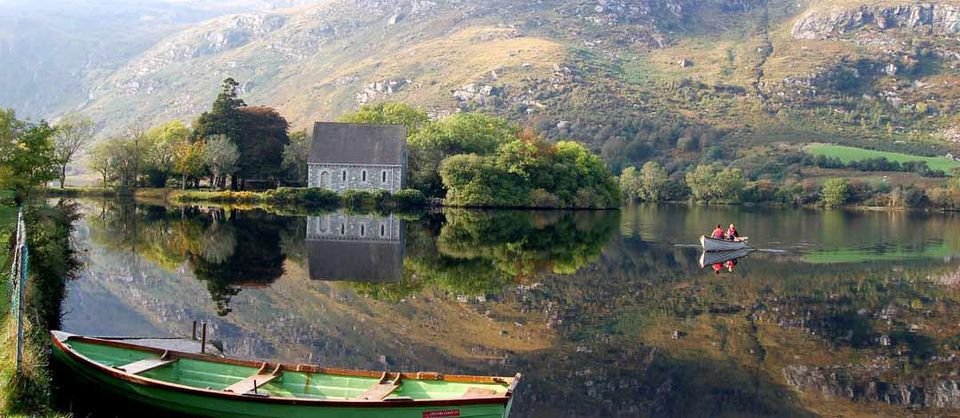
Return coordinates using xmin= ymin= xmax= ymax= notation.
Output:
xmin=711 ymin=224 xmax=725 ymax=239
xmin=725 ymin=224 xmax=739 ymax=241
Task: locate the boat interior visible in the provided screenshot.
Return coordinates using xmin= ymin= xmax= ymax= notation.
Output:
xmin=59 ymin=335 xmax=516 ymax=402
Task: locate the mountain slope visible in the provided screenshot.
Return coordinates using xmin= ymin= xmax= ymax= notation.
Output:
xmin=8 ymin=0 xmax=960 ymax=167
xmin=0 ymin=0 xmax=330 ymax=119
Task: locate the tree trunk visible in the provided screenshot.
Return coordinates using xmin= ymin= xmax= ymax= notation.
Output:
xmin=60 ymin=164 xmax=66 ymax=188
xmin=182 ymin=173 xmax=187 ymax=190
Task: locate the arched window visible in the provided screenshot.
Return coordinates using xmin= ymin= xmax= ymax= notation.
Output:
xmin=362 ymin=170 xmax=367 ymax=182
xmin=342 ymin=170 xmax=347 ymax=182
xmin=360 ymin=225 xmax=365 ymax=237
xmin=319 ymin=171 xmax=329 ymax=188
xmin=382 ymin=170 xmax=387 ymax=183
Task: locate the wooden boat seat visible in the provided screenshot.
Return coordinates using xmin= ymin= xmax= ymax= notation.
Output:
xmin=461 ymin=388 xmax=498 ymax=398
xmin=356 ymin=372 xmax=400 ymax=400
xmin=117 ymin=356 xmax=177 ymax=375
xmin=224 ymin=363 xmax=282 ymax=395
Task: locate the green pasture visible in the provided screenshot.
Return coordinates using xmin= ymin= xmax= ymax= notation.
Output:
xmin=807 ymin=144 xmax=960 ymax=174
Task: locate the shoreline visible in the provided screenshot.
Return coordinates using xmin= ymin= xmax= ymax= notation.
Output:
xmin=43 ymin=187 xmax=960 ymax=213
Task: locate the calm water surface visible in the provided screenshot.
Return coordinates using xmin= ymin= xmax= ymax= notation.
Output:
xmin=59 ymin=200 xmax=960 ymax=417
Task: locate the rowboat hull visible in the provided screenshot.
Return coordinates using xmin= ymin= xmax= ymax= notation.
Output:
xmin=700 ymin=235 xmax=750 ymax=252
xmin=51 ymin=331 xmax=516 ymax=418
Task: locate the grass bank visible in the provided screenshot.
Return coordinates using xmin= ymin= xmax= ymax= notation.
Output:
xmin=44 ymin=187 xmax=430 ymax=211
xmin=170 ymin=188 xmax=430 ymax=211
xmin=1 ymin=202 xmax=79 ymax=417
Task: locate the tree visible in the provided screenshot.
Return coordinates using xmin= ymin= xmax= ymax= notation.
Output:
xmin=88 ymin=141 xmax=114 ymax=189
xmin=620 ymin=166 xmax=643 ymax=201
xmin=193 ymin=79 xmax=289 ymax=189
xmin=339 ymin=102 xmax=429 ymax=135
xmin=143 ymin=120 xmax=190 ymax=187
xmin=203 ymin=135 xmax=239 ymax=190
xmin=173 ymin=140 xmax=205 ymax=189
xmin=686 ymin=164 xmax=718 ymax=201
xmin=193 ymin=78 xmax=246 ymax=142
xmin=0 ymin=109 xmax=26 ymax=177
xmin=408 ymin=113 xmax=519 ymax=195
xmin=52 ymin=113 xmax=95 ymax=188
xmin=685 ymin=164 xmax=744 ymax=203
xmin=638 ymin=161 xmax=669 ymax=201
xmin=235 ymin=106 xmax=289 ymax=187
xmin=440 ymin=154 xmax=528 ymax=207
xmin=821 ymin=178 xmax=851 ymax=207
xmin=0 ymin=111 xmax=58 ymax=203
xmin=281 ymin=129 xmax=310 ymax=186
xmin=439 ymin=133 xmax=620 ymax=208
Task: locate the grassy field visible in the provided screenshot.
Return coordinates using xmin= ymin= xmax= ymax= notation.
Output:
xmin=807 ymin=144 xmax=960 ymax=173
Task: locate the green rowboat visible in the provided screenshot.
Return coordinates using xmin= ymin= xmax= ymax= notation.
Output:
xmin=51 ymin=331 xmax=520 ymax=418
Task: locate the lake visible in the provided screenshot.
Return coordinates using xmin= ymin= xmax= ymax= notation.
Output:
xmin=58 ymin=200 xmax=960 ymax=417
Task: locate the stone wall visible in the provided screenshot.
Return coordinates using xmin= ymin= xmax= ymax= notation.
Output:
xmin=307 ymin=163 xmax=403 ymax=193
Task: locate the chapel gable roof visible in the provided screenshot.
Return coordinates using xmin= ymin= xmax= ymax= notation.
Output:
xmin=309 ymin=122 xmax=407 ymax=166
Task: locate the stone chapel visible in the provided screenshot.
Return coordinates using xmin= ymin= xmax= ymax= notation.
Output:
xmin=307 ymin=122 xmax=407 ymax=192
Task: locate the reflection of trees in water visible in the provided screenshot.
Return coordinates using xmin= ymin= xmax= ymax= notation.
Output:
xmin=197 ymin=220 xmax=236 ymax=264
xmin=352 ymin=210 xmax=619 ymax=300
xmin=511 ymin=234 xmax=960 ymax=416
xmin=86 ymin=201 xmax=295 ymax=316
xmin=188 ymin=210 xmax=289 ymax=316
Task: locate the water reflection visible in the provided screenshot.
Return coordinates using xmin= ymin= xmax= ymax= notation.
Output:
xmin=698 ymin=248 xmax=753 ymax=273
xmin=306 ymin=212 xmax=404 ymax=282
xmin=61 ymin=200 xmax=960 ymax=417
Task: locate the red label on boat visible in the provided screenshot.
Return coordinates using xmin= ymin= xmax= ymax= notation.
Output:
xmin=423 ymin=411 xmax=460 ymax=418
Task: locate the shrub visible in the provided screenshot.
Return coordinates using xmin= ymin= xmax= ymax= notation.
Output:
xmin=929 ymin=187 xmax=960 ymax=211
xmin=393 ymin=189 xmax=427 ymax=208
xmin=263 ymin=187 xmax=339 ymax=206
xmin=741 ymin=180 xmax=777 ymax=203
xmin=530 ymin=188 xmax=561 ymax=208
xmin=821 ymin=178 xmax=851 ymax=207
xmin=341 ymin=190 xmax=376 ymax=208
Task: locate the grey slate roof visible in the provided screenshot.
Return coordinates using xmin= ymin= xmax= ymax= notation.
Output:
xmin=309 ymin=122 xmax=407 ymax=165
xmin=306 ymin=240 xmax=404 ymax=283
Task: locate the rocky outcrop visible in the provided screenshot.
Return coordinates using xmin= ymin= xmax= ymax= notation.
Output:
xmin=784 ymin=365 xmax=960 ymax=409
xmin=792 ymin=3 xmax=960 ymax=40
xmin=356 ymin=79 xmax=413 ymax=104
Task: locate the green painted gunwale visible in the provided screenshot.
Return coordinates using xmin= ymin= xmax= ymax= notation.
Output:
xmin=51 ymin=331 xmax=518 ymax=418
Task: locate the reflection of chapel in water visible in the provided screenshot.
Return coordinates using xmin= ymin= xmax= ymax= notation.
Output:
xmin=306 ymin=211 xmax=404 ymax=282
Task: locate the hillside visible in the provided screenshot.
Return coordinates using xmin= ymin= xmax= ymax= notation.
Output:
xmin=5 ymin=0 xmax=960 ymax=172
xmin=0 ymin=0 xmax=331 ymax=119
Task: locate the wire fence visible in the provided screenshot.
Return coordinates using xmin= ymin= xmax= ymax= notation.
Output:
xmin=9 ymin=208 xmax=28 ymax=375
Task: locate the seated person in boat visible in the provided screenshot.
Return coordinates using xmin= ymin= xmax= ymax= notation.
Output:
xmin=725 ymin=224 xmax=739 ymax=241
xmin=711 ymin=224 xmax=725 ymax=239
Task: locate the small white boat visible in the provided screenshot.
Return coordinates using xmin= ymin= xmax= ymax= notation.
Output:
xmin=699 ymin=248 xmax=755 ymax=268
xmin=700 ymin=235 xmax=750 ymax=252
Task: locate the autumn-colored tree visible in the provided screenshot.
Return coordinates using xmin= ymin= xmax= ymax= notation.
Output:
xmin=173 ymin=140 xmax=206 ymax=189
